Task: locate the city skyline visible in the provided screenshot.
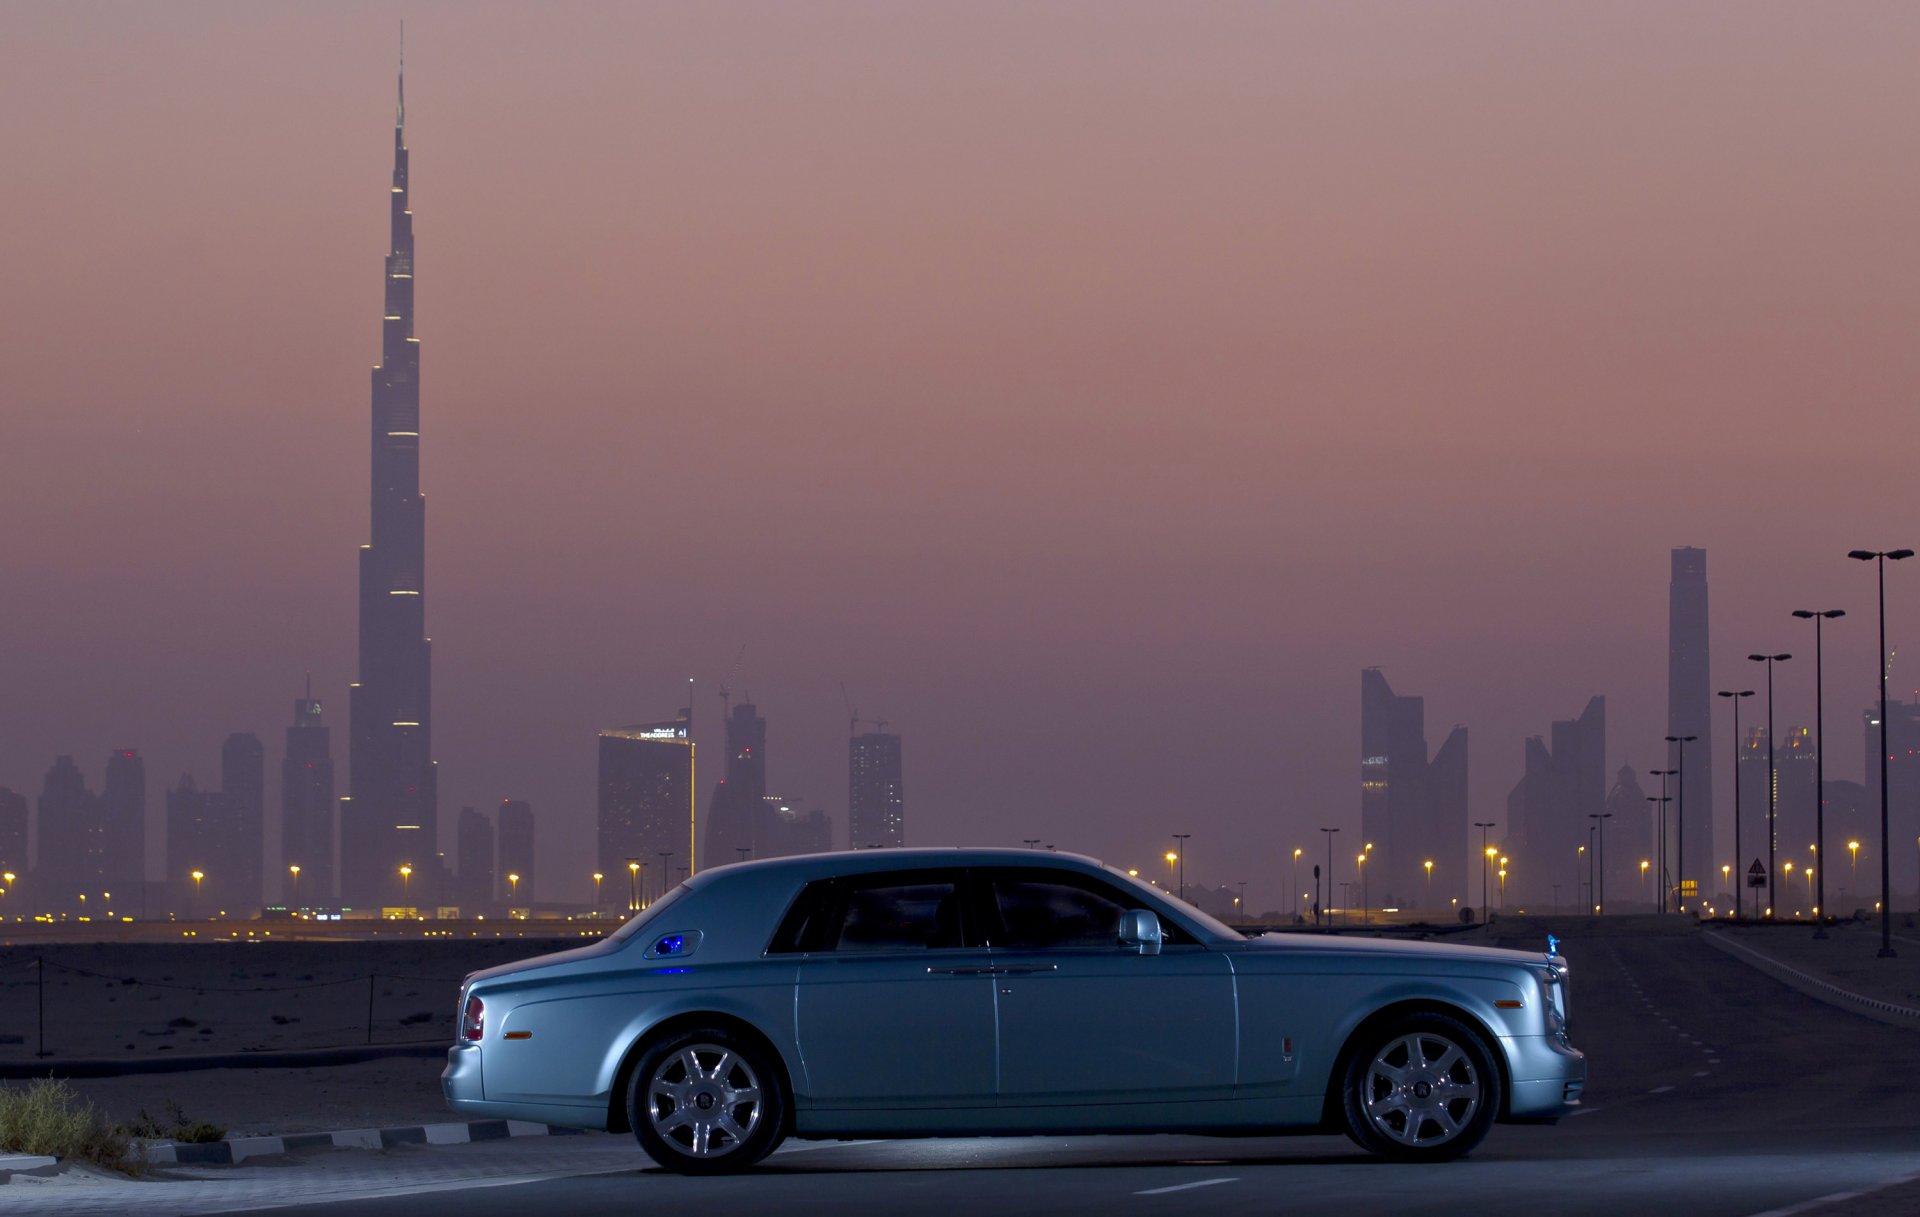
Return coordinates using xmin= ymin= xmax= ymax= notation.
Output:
xmin=6 ymin=6 xmax=1920 ymax=902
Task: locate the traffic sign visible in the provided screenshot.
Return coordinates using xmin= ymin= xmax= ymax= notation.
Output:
xmin=1746 ymin=858 xmax=1766 ymax=889
xmin=1680 ymin=880 xmax=1698 ymax=898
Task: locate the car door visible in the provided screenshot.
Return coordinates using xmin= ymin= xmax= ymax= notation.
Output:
xmin=789 ymin=868 xmax=998 ymax=1109
xmin=984 ymin=868 xmax=1238 ymax=1104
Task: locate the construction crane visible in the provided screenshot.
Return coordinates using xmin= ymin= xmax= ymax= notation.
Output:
xmin=718 ymin=644 xmax=746 ymax=720
xmin=839 ymin=682 xmax=889 ymax=737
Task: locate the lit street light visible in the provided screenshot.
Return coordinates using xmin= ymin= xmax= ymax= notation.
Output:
xmin=191 ymin=869 xmax=204 ymax=919
xmin=1665 ymin=734 xmax=1697 ymax=910
xmin=1792 ymin=608 xmax=1846 ymax=937
xmin=1747 ymin=652 xmax=1792 ymax=918
xmin=1424 ymin=859 xmax=1434 ymax=908
xmin=507 ymin=872 xmax=521 ymax=902
xmin=1319 ymin=827 xmax=1340 ymax=926
xmin=1648 ymin=769 xmax=1676 ymax=911
xmin=1588 ymin=812 xmax=1612 ymax=913
xmin=288 ymin=865 xmax=301 ymax=908
xmin=626 ymin=858 xmax=641 ymax=912
xmin=1170 ymin=835 xmax=1190 ymax=902
xmin=1474 ymin=821 xmax=1497 ymax=923
xmin=1847 ymin=546 xmax=1912 ymax=958
xmin=399 ymin=864 xmax=412 ymax=900
xmin=592 ymin=871 xmax=604 ymax=909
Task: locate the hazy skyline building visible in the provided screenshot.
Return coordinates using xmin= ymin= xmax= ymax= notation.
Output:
xmin=497 ymin=799 xmax=534 ymax=906
xmin=599 ymin=713 xmax=696 ymax=901
xmin=1603 ymin=765 xmax=1649 ymax=907
xmin=1666 ymin=547 xmax=1714 ymax=900
xmin=221 ymin=732 xmax=265 ymax=913
xmin=165 ymin=774 xmax=224 ymax=913
xmin=1864 ymin=697 xmax=1919 ymax=894
xmin=345 ymin=55 xmax=437 ymax=908
xmin=282 ymin=680 xmax=336 ymax=904
xmin=455 ymin=805 xmax=493 ymax=914
xmin=848 ymin=729 xmax=904 ymax=849
xmin=1504 ymin=697 xmax=1606 ymax=907
xmin=100 ymin=748 xmax=146 ymax=897
xmin=763 ymin=794 xmax=834 ymax=859
xmin=35 ymin=755 xmax=99 ymax=911
xmin=1359 ymin=669 xmax=1468 ymax=910
xmin=702 ymin=700 xmax=769 ymax=871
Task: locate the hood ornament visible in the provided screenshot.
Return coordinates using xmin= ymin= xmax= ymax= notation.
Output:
xmin=1545 ymin=933 xmax=1561 ymax=960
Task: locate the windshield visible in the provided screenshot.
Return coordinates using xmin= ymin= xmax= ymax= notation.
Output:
xmin=1101 ymin=863 xmax=1245 ymax=941
xmin=607 ymin=881 xmax=694 ymax=943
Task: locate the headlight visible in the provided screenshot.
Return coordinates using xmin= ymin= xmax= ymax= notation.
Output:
xmin=1537 ymin=960 xmax=1570 ymax=1040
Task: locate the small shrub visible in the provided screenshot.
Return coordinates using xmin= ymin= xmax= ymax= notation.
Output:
xmin=0 ymin=1078 xmax=143 ymax=1174
xmin=127 ymin=1099 xmax=226 ymax=1145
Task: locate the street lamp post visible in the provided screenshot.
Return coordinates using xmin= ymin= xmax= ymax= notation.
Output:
xmin=1646 ymin=797 xmax=1670 ymax=910
xmin=1319 ymin=828 xmax=1340 ymax=926
xmin=1717 ymin=689 xmax=1755 ymax=919
xmin=626 ymin=858 xmax=640 ymax=912
xmin=1640 ymin=859 xmax=1650 ymax=904
xmin=1847 ymin=547 xmax=1912 ymax=958
xmin=1292 ymin=848 xmax=1303 ymax=921
xmin=1171 ymin=834 xmax=1190 ymax=902
xmin=191 ymin=869 xmax=204 ymax=919
xmin=1424 ymin=859 xmax=1434 ymax=909
xmin=1665 ymin=735 xmax=1697 ymax=911
xmin=1473 ymin=821 xmax=1497 ymax=923
xmin=399 ymin=864 xmax=412 ymax=901
xmin=657 ymin=852 xmax=674 ymax=905
xmin=288 ymin=865 xmax=301 ymax=908
xmin=1749 ymin=652 xmax=1792 ymax=919
xmin=1357 ymin=853 xmax=1368 ymax=926
xmin=1589 ymin=813 xmax=1612 ymax=913
xmin=592 ymin=871 xmax=604 ymax=909
xmin=1792 ymin=609 xmax=1845 ymax=937
xmin=1648 ymin=770 xmax=1675 ymax=912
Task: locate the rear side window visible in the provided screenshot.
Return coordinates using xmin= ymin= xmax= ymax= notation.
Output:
xmin=767 ymin=869 xmax=970 ymax=954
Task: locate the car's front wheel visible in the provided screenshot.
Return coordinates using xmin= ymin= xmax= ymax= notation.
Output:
xmin=1338 ymin=1012 xmax=1500 ymax=1162
xmin=627 ymin=1027 xmax=787 ymax=1174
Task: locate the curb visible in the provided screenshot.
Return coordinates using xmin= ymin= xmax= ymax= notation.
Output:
xmin=145 ymin=1118 xmax=585 ymax=1166
xmin=0 ymin=1042 xmax=446 ymax=1080
xmin=0 ymin=1153 xmax=60 ymax=1181
xmin=1702 ymin=930 xmax=1920 ymax=1027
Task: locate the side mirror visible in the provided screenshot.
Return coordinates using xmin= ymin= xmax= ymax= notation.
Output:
xmin=1118 ymin=909 xmax=1163 ymax=956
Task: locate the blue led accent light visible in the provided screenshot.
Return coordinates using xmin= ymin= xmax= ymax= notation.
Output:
xmin=656 ymin=934 xmax=685 ymax=956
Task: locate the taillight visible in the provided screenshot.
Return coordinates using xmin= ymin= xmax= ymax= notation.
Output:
xmin=462 ymin=995 xmax=484 ymax=1041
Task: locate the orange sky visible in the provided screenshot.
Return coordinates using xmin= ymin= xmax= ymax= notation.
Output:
xmin=3 ymin=2 xmax=1918 ymax=906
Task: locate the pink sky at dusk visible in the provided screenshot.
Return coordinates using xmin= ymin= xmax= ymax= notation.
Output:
xmin=3 ymin=2 xmax=1919 ymax=908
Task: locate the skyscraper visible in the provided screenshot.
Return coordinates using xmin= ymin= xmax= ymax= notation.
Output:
xmin=222 ymin=732 xmax=266 ymax=914
xmin=497 ymin=799 xmax=535 ymax=906
xmin=1503 ymin=698 xmax=1606 ymax=907
xmin=35 ymin=755 xmax=99 ymax=911
xmin=701 ymin=701 xmax=769 ymax=870
xmin=599 ymin=713 xmax=696 ymax=898
xmin=99 ymin=749 xmax=146 ymax=898
xmin=1604 ymin=766 xmax=1650 ymax=907
xmin=1667 ymin=547 xmax=1714 ymax=900
xmin=1359 ymin=670 xmax=1468 ymax=911
xmin=455 ymin=806 xmax=494 ymax=914
xmin=282 ymin=679 xmax=336 ymax=903
xmin=1863 ymin=696 xmax=1920 ymax=901
xmin=345 ymin=52 xmax=437 ymax=908
xmin=849 ymin=729 xmax=904 ymax=849
xmin=165 ymin=774 xmax=220 ymax=914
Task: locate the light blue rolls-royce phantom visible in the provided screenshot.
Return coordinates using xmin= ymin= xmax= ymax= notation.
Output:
xmin=442 ymin=848 xmax=1583 ymax=1173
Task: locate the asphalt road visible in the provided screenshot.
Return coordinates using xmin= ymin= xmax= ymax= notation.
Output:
xmin=221 ymin=924 xmax=1920 ymax=1217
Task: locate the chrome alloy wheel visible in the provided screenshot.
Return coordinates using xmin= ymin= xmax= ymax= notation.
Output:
xmin=1360 ymin=1031 xmax=1482 ymax=1148
xmin=647 ymin=1043 xmax=764 ymax=1159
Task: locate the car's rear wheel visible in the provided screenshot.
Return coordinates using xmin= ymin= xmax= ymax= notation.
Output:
xmin=627 ymin=1027 xmax=786 ymax=1174
xmin=1339 ymin=1012 xmax=1499 ymax=1162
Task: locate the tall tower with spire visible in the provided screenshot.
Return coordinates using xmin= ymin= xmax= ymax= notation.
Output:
xmin=344 ymin=39 xmax=437 ymax=907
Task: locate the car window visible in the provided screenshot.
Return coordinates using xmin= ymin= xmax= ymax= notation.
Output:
xmin=835 ymin=881 xmax=963 ymax=951
xmin=982 ymin=869 xmax=1199 ymax=948
xmin=991 ymin=878 xmax=1127 ymax=949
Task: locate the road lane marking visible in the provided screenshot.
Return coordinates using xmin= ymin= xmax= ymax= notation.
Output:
xmin=1740 ymin=1166 xmax=1920 ymax=1217
xmin=1137 ymin=1178 xmax=1238 ymax=1196
xmin=1649 ymin=1085 xmax=1674 ymax=1094
xmin=1694 ymin=1071 xmax=1710 ymax=1078
xmin=1568 ymin=1107 xmax=1601 ymax=1117
xmin=778 ymin=1140 xmax=883 ymax=1155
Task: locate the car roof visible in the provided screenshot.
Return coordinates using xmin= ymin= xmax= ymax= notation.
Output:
xmin=685 ymin=847 xmax=1113 ymax=888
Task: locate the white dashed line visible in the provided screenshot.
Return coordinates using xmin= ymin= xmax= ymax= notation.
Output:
xmin=1136 ymin=1178 xmax=1238 ymax=1196
xmin=1694 ymin=1071 xmax=1710 ymax=1078
xmin=1649 ymin=1085 xmax=1674 ymax=1094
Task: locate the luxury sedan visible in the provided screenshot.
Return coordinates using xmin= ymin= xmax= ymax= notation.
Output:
xmin=442 ymin=848 xmax=1583 ymax=1173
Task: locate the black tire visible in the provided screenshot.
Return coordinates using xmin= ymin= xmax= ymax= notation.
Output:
xmin=1338 ymin=1012 xmax=1500 ymax=1162
xmin=627 ymin=1026 xmax=787 ymax=1174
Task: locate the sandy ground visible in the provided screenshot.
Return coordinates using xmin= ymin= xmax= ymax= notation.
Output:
xmin=0 ymin=940 xmax=578 ymax=1061
xmin=1715 ymin=917 xmax=1920 ymax=1007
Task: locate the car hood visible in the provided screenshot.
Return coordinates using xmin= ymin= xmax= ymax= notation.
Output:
xmin=1233 ymin=932 xmax=1550 ymax=968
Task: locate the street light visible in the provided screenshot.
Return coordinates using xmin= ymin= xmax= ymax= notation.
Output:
xmin=1665 ymin=735 xmax=1697 ymax=910
xmin=288 ymin=865 xmax=301 ymax=908
xmin=1717 ymin=689 xmax=1755 ymax=918
xmin=1640 ymin=859 xmax=1650 ymax=903
xmin=1646 ymin=796 xmax=1671 ymax=910
xmin=657 ymin=851 xmax=674 ymax=905
xmin=1319 ymin=828 xmax=1340 ymax=926
xmin=1424 ymin=859 xmax=1434 ymax=907
xmin=1647 ymin=770 xmax=1676 ymax=911
xmin=191 ymin=869 xmax=204 ymax=918
xmin=1474 ymin=821 xmax=1497 ymax=923
xmin=1356 ymin=853 xmax=1368 ymax=926
xmin=1748 ymin=653 xmax=1792 ymax=918
xmin=1588 ymin=813 xmax=1612 ymax=913
xmin=507 ymin=872 xmax=520 ymax=902
xmin=626 ymin=858 xmax=641 ymax=912
xmin=1792 ymin=609 xmax=1846 ymax=937
xmin=1292 ymin=848 xmax=1303 ymax=918
xmin=1847 ymin=547 xmax=1912 ymax=958
xmin=1171 ymin=835 xmax=1190 ymax=902
xmin=399 ymin=864 xmax=413 ymax=900
xmin=592 ymin=871 xmax=604 ymax=909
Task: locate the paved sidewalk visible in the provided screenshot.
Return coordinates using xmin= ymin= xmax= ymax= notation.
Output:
xmin=0 ymin=1127 xmax=639 ymax=1215
xmin=1706 ymin=921 xmax=1920 ymax=1025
